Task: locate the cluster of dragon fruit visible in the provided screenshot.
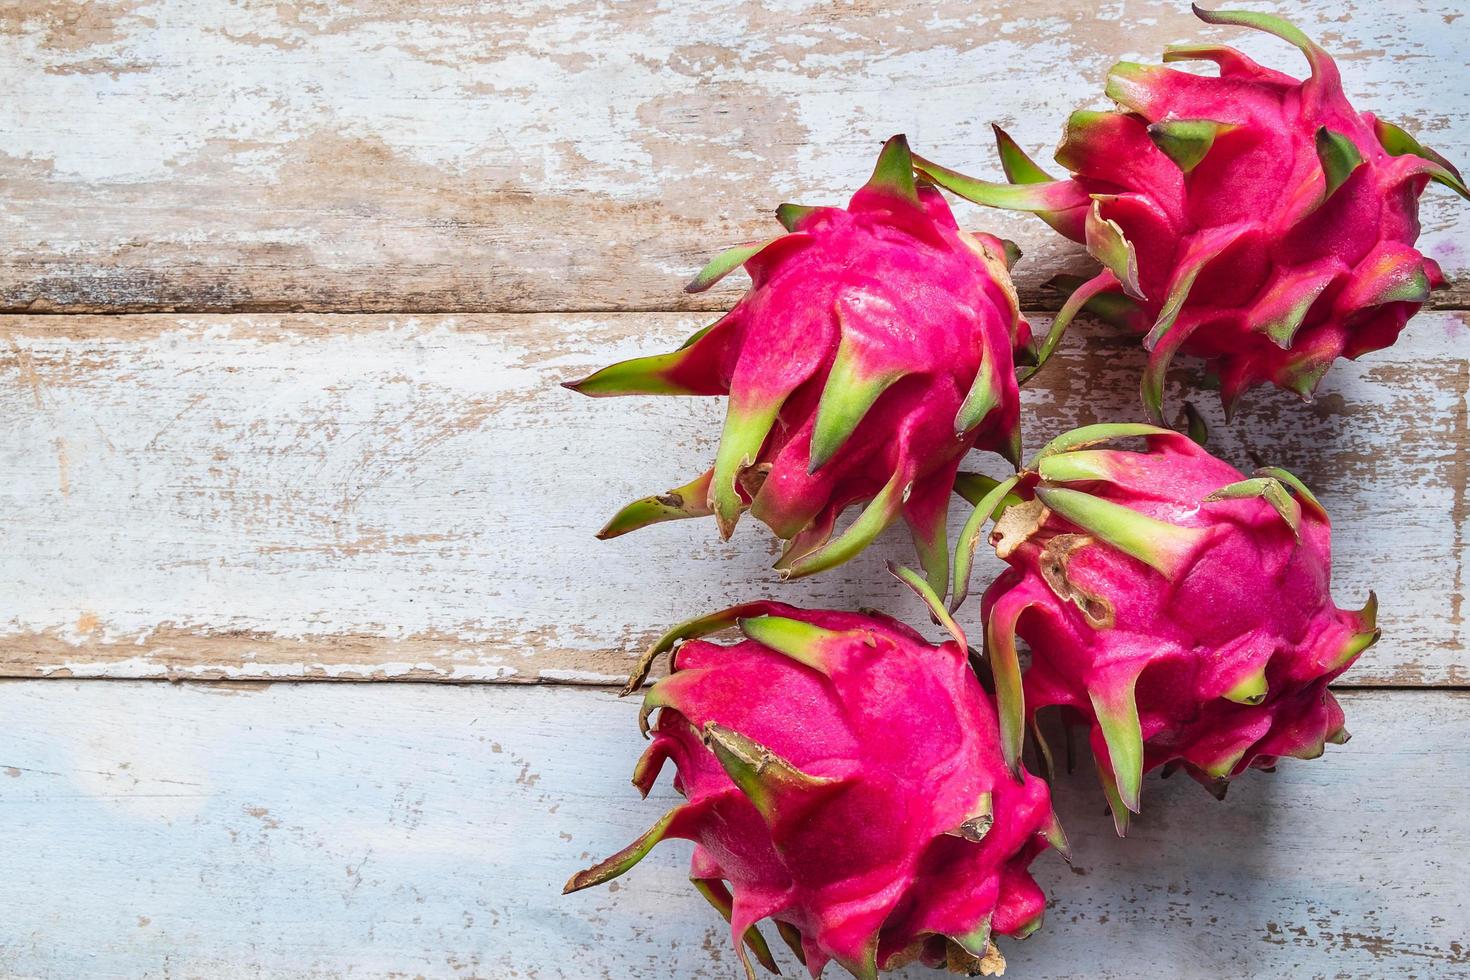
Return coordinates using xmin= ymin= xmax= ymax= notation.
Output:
xmin=561 ymin=8 xmax=1464 ymax=978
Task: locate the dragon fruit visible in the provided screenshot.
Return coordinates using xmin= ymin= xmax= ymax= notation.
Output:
xmin=564 ymin=136 xmax=1032 ymax=592
xmin=914 ymin=5 xmax=1467 ymax=423
xmin=951 ymin=424 xmax=1377 ymax=834
xmin=564 ymin=567 xmax=1065 ymax=978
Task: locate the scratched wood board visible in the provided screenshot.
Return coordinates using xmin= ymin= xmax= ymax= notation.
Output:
xmin=1 ymin=0 xmax=1467 ymax=313
xmin=3 ymin=1 xmax=1469 ymax=978
xmin=1 ymin=311 xmax=1463 ymax=685
xmin=0 ymin=682 xmax=1464 ymax=979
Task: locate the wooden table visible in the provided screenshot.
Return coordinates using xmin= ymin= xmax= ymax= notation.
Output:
xmin=2 ymin=2 xmax=1467 ymax=977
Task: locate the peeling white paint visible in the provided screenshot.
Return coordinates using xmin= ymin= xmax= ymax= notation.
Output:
xmin=0 ymin=682 xmax=1465 ymax=977
xmin=0 ymin=311 xmax=1465 ymax=685
xmin=0 ymin=1 xmax=1465 ymax=312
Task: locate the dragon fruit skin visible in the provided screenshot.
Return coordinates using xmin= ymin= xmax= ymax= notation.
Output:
xmin=951 ymin=424 xmax=1377 ymax=834
xmin=564 ymin=136 xmax=1032 ymax=593
xmin=914 ymin=5 xmax=1467 ymax=423
xmin=564 ymin=571 xmax=1065 ymax=979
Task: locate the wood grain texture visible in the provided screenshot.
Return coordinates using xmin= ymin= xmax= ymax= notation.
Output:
xmin=2 ymin=0 xmax=1466 ymax=314
xmin=3 ymin=310 xmax=1465 ymax=685
xmin=0 ymin=682 xmax=1463 ymax=979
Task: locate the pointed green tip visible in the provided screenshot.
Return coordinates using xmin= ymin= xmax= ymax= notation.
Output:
xmin=862 ymin=134 xmax=921 ymax=205
xmin=954 ymin=360 xmax=1002 ymax=436
xmin=950 ymin=474 xmax=1022 ymax=610
xmin=991 ymin=123 xmax=1055 ymax=184
xmin=596 ymin=470 xmax=715 ymax=539
xmin=949 ymin=916 xmax=994 ymax=958
xmin=1032 ymin=422 xmax=1174 ymax=462
xmin=1375 ymin=117 xmax=1466 ymax=180
xmin=889 ymin=561 xmax=966 ymax=649
xmin=1257 ymin=284 xmax=1326 ymax=350
xmin=1205 ymin=476 xmax=1301 ymax=540
xmin=1084 ymin=200 xmax=1143 ymax=301
xmin=686 ymin=240 xmax=775 ymax=294
xmin=775 ymin=921 xmax=807 ymax=966
xmin=702 ymin=722 xmax=839 ymax=824
xmin=1035 ymin=487 xmax=1206 ymax=579
xmin=563 ymin=348 xmax=705 ymax=398
xmin=1203 ymin=745 xmax=1248 ymax=781
xmin=1190 ymin=5 xmax=1334 ymax=84
xmin=913 ymin=152 xmax=1090 ymax=214
xmin=1099 ymin=63 xmax=1174 ymax=117
xmin=1010 ymin=914 xmax=1045 ymax=941
xmin=779 ymin=470 xmax=909 ymax=579
xmin=1042 ymin=809 xmax=1072 ymax=862
xmin=1358 ymin=590 xmax=1379 ymax=631
xmin=810 ymin=331 xmax=904 ymax=473
xmin=985 ymin=599 xmax=1028 ymax=780
xmin=1374 ymin=117 xmax=1470 ymax=199
xmin=1162 ymin=42 xmax=1250 ymax=69
xmin=1281 ymin=353 xmax=1333 ymax=401
xmin=1101 ymin=774 xmax=1132 ymax=837
xmin=1147 ymin=118 xmax=1233 ymax=173
xmin=1315 ymin=127 xmax=1364 ymax=200
xmin=1331 ymin=626 xmax=1380 ymax=670
xmin=1254 ymin=465 xmax=1327 ymax=521
xmin=1002 ymin=420 xmax=1023 ymax=470
xmin=690 ymin=880 xmax=781 ymax=975
xmin=1223 ymin=667 xmax=1268 ymax=705
xmin=1035 ymin=449 xmax=1127 ymax=485
xmin=711 ymin=400 xmax=781 ymax=539
xmin=737 ymin=614 xmax=848 ymax=675
xmin=775 ymin=202 xmax=821 ymax=232
xmin=1090 ymin=682 xmax=1143 ymax=814
xmin=905 ymin=500 xmax=952 ymax=601
xmin=1183 ymin=402 xmax=1208 ymax=446
xmin=622 ymin=602 xmax=775 ymax=697
xmin=1001 ymin=238 xmax=1023 ymax=270
xmin=563 ymin=807 xmax=682 ymax=894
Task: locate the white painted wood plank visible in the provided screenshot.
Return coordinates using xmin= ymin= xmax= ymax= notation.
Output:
xmin=0 ymin=682 xmax=1463 ymax=978
xmin=1 ymin=0 xmax=1466 ymax=312
xmin=2 ymin=311 xmax=1463 ymax=684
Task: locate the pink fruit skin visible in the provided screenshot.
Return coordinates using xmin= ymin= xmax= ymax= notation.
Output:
xmin=568 ymin=603 xmax=1060 ymax=978
xmin=716 ymin=187 xmax=1023 ymax=545
xmin=918 ymin=8 xmax=1465 ymax=421
xmin=567 ymin=136 xmax=1031 ymax=589
xmin=1060 ymin=40 xmax=1446 ymax=409
xmin=980 ymin=427 xmax=1373 ymax=820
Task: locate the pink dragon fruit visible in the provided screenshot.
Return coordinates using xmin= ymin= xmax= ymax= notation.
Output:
xmin=565 ymin=567 xmax=1065 ymax=978
xmin=950 ymin=424 xmax=1377 ymax=834
xmin=913 ymin=5 xmax=1467 ymax=422
xmin=564 ymin=136 xmax=1032 ymax=592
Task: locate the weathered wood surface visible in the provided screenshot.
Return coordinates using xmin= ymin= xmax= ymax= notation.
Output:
xmin=0 ymin=682 xmax=1463 ymax=979
xmin=2 ymin=0 xmax=1467 ymax=314
xmin=2 ymin=3 xmax=1466 ymax=980
xmin=3 ymin=310 xmax=1464 ymax=685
